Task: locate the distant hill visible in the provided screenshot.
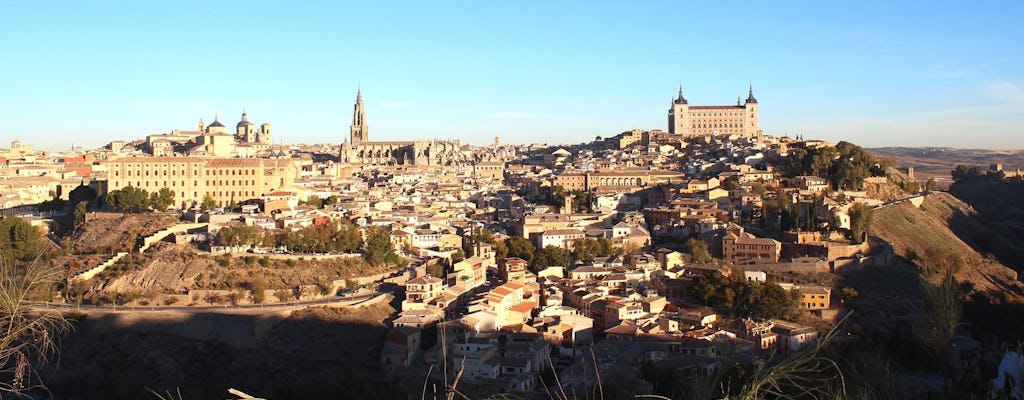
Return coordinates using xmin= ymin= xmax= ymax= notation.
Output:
xmin=867 ymin=147 xmax=1024 ymax=181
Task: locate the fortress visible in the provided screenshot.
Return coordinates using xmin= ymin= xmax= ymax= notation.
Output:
xmin=668 ymin=85 xmax=761 ymax=138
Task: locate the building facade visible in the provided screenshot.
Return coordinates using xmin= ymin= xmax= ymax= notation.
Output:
xmin=668 ymin=85 xmax=760 ymax=138
xmin=105 ymin=156 xmax=297 ymax=209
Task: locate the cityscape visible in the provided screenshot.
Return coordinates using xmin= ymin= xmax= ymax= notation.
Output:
xmin=1 ymin=2 xmax=1024 ymax=400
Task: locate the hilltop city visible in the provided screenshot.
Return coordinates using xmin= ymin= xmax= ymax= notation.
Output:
xmin=2 ymin=85 xmax=1021 ymax=399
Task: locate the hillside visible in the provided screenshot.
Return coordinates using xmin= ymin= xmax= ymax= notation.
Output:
xmin=44 ymin=299 xmax=403 ymax=399
xmin=68 ymin=213 xmax=181 ymax=254
xmin=871 ymin=192 xmax=1024 ymax=301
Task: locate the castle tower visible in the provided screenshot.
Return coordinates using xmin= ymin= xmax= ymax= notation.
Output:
xmin=668 ymin=85 xmax=691 ymax=136
xmin=744 ymin=85 xmax=759 ymax=137
xmin=350 ymin=88 xmax=368 ymax=145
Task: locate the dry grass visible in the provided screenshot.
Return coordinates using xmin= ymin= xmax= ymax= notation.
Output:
xmin=0 ymin=256 xmax=73 ymax=395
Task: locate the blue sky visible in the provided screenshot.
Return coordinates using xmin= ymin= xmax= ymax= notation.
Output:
xmin=2 ymin=1 xmax=1022 ymax=150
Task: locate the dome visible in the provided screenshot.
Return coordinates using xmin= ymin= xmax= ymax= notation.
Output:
xmin=237 ymin=112 xmax=253 ymax=128
xmin=208 ymin=119 xmax=225 ymax=128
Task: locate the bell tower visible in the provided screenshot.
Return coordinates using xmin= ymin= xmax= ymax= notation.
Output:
xmin=350 ymin=88 xmax=368 ymax=145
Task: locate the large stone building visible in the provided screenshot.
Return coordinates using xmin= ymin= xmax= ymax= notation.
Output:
xmin=339 ymin=89 xmax=471 ymax=166
xmin=105 ymin=156 xmax=297 ymax=209
xmin=668 ymin=85 xmax=760 ymax=138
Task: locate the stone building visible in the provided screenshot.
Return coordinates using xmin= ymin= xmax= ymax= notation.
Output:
xmin=339 ymin=89 xmax=470 ymax=167
xmin=105 ymin=156 xmax=297 ymax=209
xmin=668 ymin=85 xmax=761 ymax=138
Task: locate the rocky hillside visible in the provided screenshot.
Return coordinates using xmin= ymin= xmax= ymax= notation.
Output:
xmin=68 ymin=213 xmax=180 ymax=254
xmin=871 ymin=192 xmax=1024 ymax=301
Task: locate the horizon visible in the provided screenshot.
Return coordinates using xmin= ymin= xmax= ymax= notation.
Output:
xmin=2 ymin=1 xmax=1023 ymax=152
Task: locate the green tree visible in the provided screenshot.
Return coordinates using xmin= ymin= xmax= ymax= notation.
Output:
xmin=505 ymin=236 xmax=535 ymax=263
xmin=363 ymin=226 xmax=400 ymax=267
xmin=744 ymin=281 xmax=797 ymax=320
xmin=451 ymin=248 xmax=466 ymax=264
xmin=200 ymin=193 xmax=217 ymax=211
xmin=0 ymin=217 xmax=44 ymax=261
xmin=72 ymin=201 xmax=89 ymax=230
xmin=215 ymin=225 xmax=265 ymax=248
xmin=148 ymin=187 xmax=175 ymax=211
xmin=571 ymin=237 xmax=615 ymax=261
xmin=848 ymin=202 xmax=873 ymax=244
xmin=571 ymin=190 xmax=596 ymax=213
xmin=106 ymin=186 xmax=150 ymax=211
xmin=532 ymin=245 xmax=570 ymax=271
xmin=690 ymin=272 xmax=725 ymax=305
xmin=493 ymin=240 xmax=509 ymax=260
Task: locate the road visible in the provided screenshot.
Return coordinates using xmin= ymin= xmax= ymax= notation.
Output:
xmin=28 ymin=292 xmax=381 ymax=315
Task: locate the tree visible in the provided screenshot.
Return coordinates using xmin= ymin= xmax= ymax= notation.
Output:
xmin=532 ymin=245 xmax=570 ymax=271
xmin=72 ymin=201 xmax=89 ymax=229
xmin=924 ymin=177 xmax=937 ymax=192
xmin=505 ymin=236 xmax=535 ymax=263
xmin=690 ymin=272 xmax=725 ymax=305
xmin=247 ymin=275 xmax=269 ymax=304
xmin=363 ymin=226 xmax=400 ymax=267
xmin=493 ymin=240 xmax=509 ymax=260
xmin=571 ymin=190 xmax=596 ymax=213
xmin=200 ymin=193 xmax=217 ymax=211
xmin=148 ymin=188 xmax=175 ymax=211
xmin=451 ymin=249 xmax=466 ymax=264
xmin=0 ymin=218 xmax=44 ymax=262
xmin=744 ymin=281 xmax=797 ymax=320
xmin=106 ymin=186 xmax=150 ymax=212
xmin=685 ymin=238 xmax=712 ymax=263
xmin=68 ymin=184 xmax=97 ymax=206
xmin=848 ymin=202 xmax=873 ymax=244
xmin=0 ymin=257 xmax=72 ymax=394
xmin=215 ymin=225 xmax=264 ymax=248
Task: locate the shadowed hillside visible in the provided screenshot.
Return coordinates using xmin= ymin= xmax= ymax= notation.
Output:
xmin=41 ymin=300 xmax=405 ymax=400
xmin=871 ymin=192 xmax=1024 ymax=302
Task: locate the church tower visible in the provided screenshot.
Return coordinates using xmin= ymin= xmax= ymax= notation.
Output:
xmin=668 ymin=85 xmax=691 ymax=136
xmin=350 ymin=88 xmax=368 ymax=145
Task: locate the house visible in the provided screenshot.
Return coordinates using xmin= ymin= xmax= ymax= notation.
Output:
xmin=403 ymin=275 xmax=444 ymax=310
xmin=499 ymin=257 xmax=530 ymax=283
xmin=798 ymin=286 xmax=832 ymax=310
xmin=720 ymin=224 xmax=781 ymax=264
xmin=772 ymin=322 xmax=818 ymax=354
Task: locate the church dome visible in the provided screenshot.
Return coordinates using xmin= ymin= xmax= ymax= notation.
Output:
xmin=237 ymin=112 xmax=254 ymax=128
xmin=208 ymin=119 xmax=225 ymax=128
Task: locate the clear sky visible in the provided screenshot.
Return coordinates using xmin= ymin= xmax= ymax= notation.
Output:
xmin=2 ymin=1 xmax=1022 ymax=151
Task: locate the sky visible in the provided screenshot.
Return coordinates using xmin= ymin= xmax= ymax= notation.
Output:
xmin=1 ymin=1 xmax=1022 ymax=151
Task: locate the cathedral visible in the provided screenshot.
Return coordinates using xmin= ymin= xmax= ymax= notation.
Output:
xmin=339 ymin=89 xmax=471 ymax=166
xmin=668 ymin=85 xmax=761 ymax=138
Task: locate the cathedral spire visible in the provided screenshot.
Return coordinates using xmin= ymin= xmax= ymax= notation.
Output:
xmin=350 ymin=87 xmax=368 ymax=144
xmin=746 ymin=84 xmax=758 ymax=104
